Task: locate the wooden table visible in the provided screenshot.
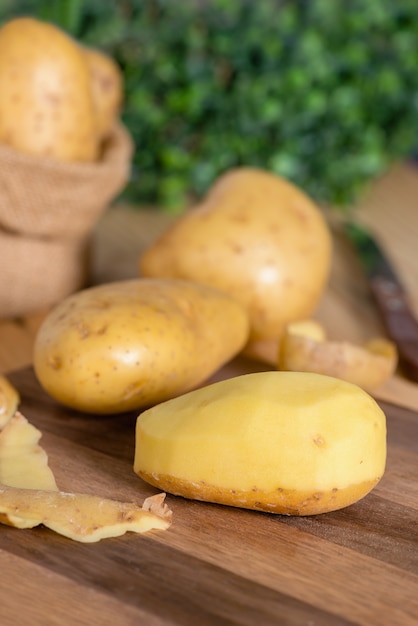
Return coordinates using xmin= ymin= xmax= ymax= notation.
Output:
xmin=0 ymin=164 xmax=418 ymax=625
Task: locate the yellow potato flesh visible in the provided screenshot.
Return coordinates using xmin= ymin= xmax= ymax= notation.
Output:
xmin=134 ymin=371 xmax=386 ymax=515
xmin=285 ymin=319 xmax=327 ymax=342
xmin=34 ymin=278 xmax=249 ymax=414
xmin=0 ymin=487 xmax=172 ymax=542
xmin=140 ymin=167 xmax=332 ymax=341
xmin=0 ymin=375 xmax=20 ymax=429
xmin=0 ymin=411 xmax=58 ymax=491
xmin=0 ymin=17 xmax=98 ymax=162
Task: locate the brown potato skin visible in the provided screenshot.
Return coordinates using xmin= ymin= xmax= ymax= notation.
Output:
xmin=33 ymin=278 xmax=250 ymax=414
xmin=84 ymin=46 xmax=123 ymax=140
xmin=0 ymin=17 xmax=98 ymax=162
xmin=279 ymin=333 xmax=397 ymax=391
xmin=140 ymin=168 xmax=332 ymax=341
xmin=137 ymin=469 xmax=381 ymax=516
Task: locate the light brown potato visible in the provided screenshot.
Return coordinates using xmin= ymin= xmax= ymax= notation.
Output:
xmin=0 ymin=17 xmax=98 ymax=162
xmin=139 ymin=167 xmax=332 ymax=342
xmin=33 ymin=278 xmax=249 ymax=414
xmin=84 ymin=46 xmax=123 ymax=140
xmin=278 ymin=320 xmax=398 ymax=390
xmin=135 ymin=371 xmax=387 ymax=515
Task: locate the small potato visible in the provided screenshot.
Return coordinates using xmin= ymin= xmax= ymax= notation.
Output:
xmin=84 ymin=46 xmax=123 ymax=140
xmin=140 ymin=167 xmax=332 ymax=342
xmin=135 ymin=371 xmax=387 ymax=515
xmin=0 ymin=17 xmax=98 ymax=162
xmin=33 ymin=278 xmax=249 ymax=414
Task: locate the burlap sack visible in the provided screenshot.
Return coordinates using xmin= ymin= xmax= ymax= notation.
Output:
xmin=0 ymin=122 xmax=134 ymax=318
xmin=0 ymin=231 xmax=90 ymax=318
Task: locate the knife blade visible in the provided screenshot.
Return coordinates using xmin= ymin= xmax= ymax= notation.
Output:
xmin=345 ymin=221 xmax=418 ymax=383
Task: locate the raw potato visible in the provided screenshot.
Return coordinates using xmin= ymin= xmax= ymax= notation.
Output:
xmin=0 ymin=488 xmax=172 ymax=542
xmin=34 ymin=278 xmax=250 ymax=414
xmin=0 ymin=17 xmax=98 ymax=162
xmin=0 ymin=374 xmax=20 ymax=429
xmin=140 ymin=167 xmax=332 ymax=341
xmin=134 ymin=371 xmax=387 ymax=515
xmin=84 ymin=46 xmax=123 ymax=140
xmin=278 ymin=320 xmax=398 ymax=390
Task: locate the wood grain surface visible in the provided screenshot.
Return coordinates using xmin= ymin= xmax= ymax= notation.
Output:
xmin=1 ymin=163 xmax=418 ymax=625
xmin=0 ymin=363 xmax=417 ymax=626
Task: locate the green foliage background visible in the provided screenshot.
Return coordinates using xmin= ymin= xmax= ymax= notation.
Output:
xmin=1 ymin=0 xmax=418 ymax=210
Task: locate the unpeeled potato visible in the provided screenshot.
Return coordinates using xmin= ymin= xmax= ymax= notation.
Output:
xmin=0 ymin=17 xmax=98 ymax=162
xmin=33 ymin=278 xmax=249 ymax=414
xmin=84 ymin=46 xmax=123 ymax=141
xmin=140 ymin=167 xmax=332 ymax=342
xmin=134 ymin=371 xmax=387 ymax=515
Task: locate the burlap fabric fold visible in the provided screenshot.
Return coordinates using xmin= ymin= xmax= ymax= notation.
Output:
xmin=0 ymin=122 xmax=133 ymax=318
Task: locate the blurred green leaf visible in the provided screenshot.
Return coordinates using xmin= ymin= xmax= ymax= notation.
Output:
xmin=1 ymin=0 xmax=418 ymax=210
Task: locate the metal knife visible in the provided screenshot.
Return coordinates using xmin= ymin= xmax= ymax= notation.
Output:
xmin=345 ymin=221 xmax=418 ymax=383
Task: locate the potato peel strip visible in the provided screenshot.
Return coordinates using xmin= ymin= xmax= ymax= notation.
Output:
xmin=278 ymin=321 xmax=397 ymax=390
xmin=0 ymin=486 xmax=172 ymax=542
xmin=0 ymin=375 xmax=172 ymax=542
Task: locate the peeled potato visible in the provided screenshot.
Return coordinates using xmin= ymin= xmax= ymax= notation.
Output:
xmin=0 ymin=17 xmax=98 ymax=162
xmin=279 ymin=320 xmax=397 ymax=390
xmin=139 ymin=167 xmax=332 ymax=342
xmin=33 ymin=278 xmax=249 ymax=414
xmin=134 ymin=371 xmax=387 ymax=515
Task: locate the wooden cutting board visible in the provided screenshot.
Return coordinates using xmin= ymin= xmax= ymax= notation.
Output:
xmin=0 ymin=364 xmax=417 ymax=626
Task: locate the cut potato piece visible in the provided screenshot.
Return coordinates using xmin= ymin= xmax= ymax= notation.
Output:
xmin=279 ymin=321 xmax=397 ymax=390
xmin=0 ymin=375 xmax=20 ymax=429
xmin=0 ymin=487 xmax=172 ymax=542
xmin=135 ymin=371 xmax=387 ymax=516
xmin=0 ymin=411 xmax=58 ymax=491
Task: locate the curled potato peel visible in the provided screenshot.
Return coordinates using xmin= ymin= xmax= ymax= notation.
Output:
xmin=278 ymin=320 xmax=398 ymax=390
xmin=0 ymin=487 xmax=172 ymax=542
xmin=0 ymin=375 xmax=172 ymax=542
